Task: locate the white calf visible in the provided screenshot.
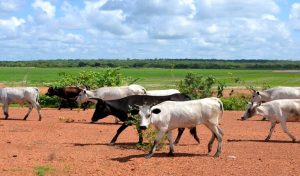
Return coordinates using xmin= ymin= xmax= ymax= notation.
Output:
xmin=139 ymin=97 xmax=224 ymax=158
xmin=241 ymin=99 xmax=300 ymax=142
xmin=0 ymin=87 xmax=42 ymax=121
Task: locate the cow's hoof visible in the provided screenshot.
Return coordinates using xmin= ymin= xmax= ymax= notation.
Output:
xmin=109 ymin=142 xmax=115 ymax=146
xmin=173 ymin=141 xmax=179 ymax=145
xmin=167 ymin=152 xmax=174 ymax=157
xmin=145 ymin=154 xmax=153 ymax=159
xmin=213 ymin=153 xmax=220 ymax=158
xmin=292 ymin=139 xmax=296 ymax=143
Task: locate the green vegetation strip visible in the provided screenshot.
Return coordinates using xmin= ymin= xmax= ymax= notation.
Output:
xmin=0 ymin=67 xmax=299 ymax=89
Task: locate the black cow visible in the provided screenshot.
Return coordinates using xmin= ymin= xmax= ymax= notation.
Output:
xmin=46 ymin=86 xmax=89 ymax=110
xmin=91 ymin=93 xmax=200 ymax=145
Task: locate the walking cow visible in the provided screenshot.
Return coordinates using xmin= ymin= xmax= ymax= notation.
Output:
xmin=77 ymin=84 xmax=146 ymax=123
xmin=241 ymin=99 xmax=300 ymax=142
xmin=139 ymin=97 xmax=224 ymax=158
xmin=246 ymin=87 xmax=300 ymax=120
xmin=0 ymin=87 xmax=42 ymax=121
xmin=46 ymin=86 xmax=87 ymax=110
xmin=90 ymin=93 xmax=200 ymax=145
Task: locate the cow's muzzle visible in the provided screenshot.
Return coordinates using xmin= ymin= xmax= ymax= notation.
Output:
xmin=241 ymin=116 xmax=246 ymax=121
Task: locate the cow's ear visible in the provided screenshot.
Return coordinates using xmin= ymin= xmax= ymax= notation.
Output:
xmin=256 ymin=91 xmax=260 ymax=95
xmin=152 ymin=108 xmax=161 ymax=114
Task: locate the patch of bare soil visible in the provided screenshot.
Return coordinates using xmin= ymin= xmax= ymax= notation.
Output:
xmin=0 ymin=108 xmax=299 ymax=175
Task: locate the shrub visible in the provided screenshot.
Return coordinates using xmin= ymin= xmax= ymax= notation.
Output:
xmin=221 ymin=95 xmax=249 ymax=111
xmin=178 ymin=72 xmax=216 ymax=99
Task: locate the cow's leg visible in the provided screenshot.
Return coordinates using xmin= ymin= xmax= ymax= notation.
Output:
xmin=173 ymin=128 xmax=184 ymax=145
xmin=58 ymin=98 xmax=62 ymax=110
xmin=190 ymin=127 xmax=200 ymax=144
xmin=206 ymin=124 xmax=223 ymax=157
xmin=208 ymin=133 xmax=216 ymax=153
xmin=33 ymin=102 xmax=42 ymax=121
xmin=3 ymin=104 xmax=9 ymax=119
xmin=146 ymin=130 xmax=165 ymax=159
xmin=110 ymin=122 xmax=130 ymax=145
xmin=280 ymin=121 xmax=296 ymax=142
xmin=67 ymin=99 xmax=73 ymax=110
xmin=23 ymin=104 xmax=33 ymax=120
xmin=167 ymin=131 xmax=174 ymax=157
xmin=265 ymin=121 xmax=276 ymax=141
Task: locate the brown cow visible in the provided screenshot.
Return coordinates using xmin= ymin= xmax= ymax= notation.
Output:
xmin=46 ymin=86 xmax=88 ymax=110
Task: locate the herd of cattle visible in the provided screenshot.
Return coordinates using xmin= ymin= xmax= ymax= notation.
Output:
xmin=0 ymin=85 xmax=299 ymax=158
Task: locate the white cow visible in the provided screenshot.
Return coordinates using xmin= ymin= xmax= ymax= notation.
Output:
xmin=139 ymin=97 xmax=224 ymax=158
xmin=0 ymin=87 xmax=42 ymax=121
xmin=76 ymin=84 xmax=146 ymax=104
xmin=241 ymin=99 xmax=300 ymax=142
xmin=76 ymin=84 xmax=146 ymax=123
xmin=246 ymin=87 xmax=300 ymax=120
xmin=146 ymin=89 xmax=180 ymax=96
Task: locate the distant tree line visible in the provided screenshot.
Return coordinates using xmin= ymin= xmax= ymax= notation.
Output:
xmin=0 ymin=59 xmax=300 ymax=69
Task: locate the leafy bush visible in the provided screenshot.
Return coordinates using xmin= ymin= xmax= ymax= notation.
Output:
xmin=50 ymin=68 xmax=131 ymax=89
xmin=178 ymin=72 xmax=216 ymax=99
xmin=221 ymin=95 xmax=249 ymax=111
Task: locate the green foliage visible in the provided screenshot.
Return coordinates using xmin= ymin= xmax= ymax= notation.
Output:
xmin=39 ymin=95 xmax=61 ymax=108
xmin=178 ymin=72 xmax=216 ymax=99
xmin=51 ymin=68 xmax=127 ymax=89
xmin=127 ymin=108 xmax=167 ymax=150
xmin=221 ymin=95 xmax=249 ymax=110
xmin=1 ymin=59 xmax=300 ymax=70
xmin=34 ymin=165 xmax=55 ymax=176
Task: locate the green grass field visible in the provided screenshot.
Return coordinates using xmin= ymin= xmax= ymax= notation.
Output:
xmin=0 ymin=67 xmax=299 ymax=89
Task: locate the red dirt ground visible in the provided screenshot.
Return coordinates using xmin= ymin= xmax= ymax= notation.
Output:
xmin=0 ymin=108 xmax=299 ymax=176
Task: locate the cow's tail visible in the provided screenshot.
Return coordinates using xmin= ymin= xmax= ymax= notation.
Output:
xmin=34 ymin=87 xmax=40 ymax=103
xmin=217 ymin=98 xmax=224 ymax=124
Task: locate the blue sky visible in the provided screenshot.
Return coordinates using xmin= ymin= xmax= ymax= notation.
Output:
xmin=0 ymin=0 xmax=300 ymax=61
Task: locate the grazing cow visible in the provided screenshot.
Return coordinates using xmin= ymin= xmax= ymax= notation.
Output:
xmin=91 ymin=93 xmax=200 ymax=145
xmin=247 ymin=87 xmax=300 ymax=120
xmin=241 ymin=99 xmax=300 ymax=142
xmin=0 ymin=87 xmax=42 ymax=121
xmin=76 ymin=84 xmax=146 ymax=123
xmin=46 ymin=86 xmax=87 ymax=110
xmin=139 ymin=97 xmax=224 ymax=158
xmin=146 ymin=89 xmax=180 ymax=96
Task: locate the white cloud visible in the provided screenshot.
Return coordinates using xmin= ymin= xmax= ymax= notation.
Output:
xmin=289 ymin=3 xmax=300 ymax=30
xmin=289 ymin=3 xmax=300 ymax=19
xmin=0 ymin=0 xmax=18 ymax=12
xmin=196 ymin=0 xmax=280 ymax=19
xmin=0 ymin=16 xmax=25 ymax=39
xmin=1 ymin=0 xmax=300 ymax=60
xmin=32 ymin=0 xmax=56 ymax=19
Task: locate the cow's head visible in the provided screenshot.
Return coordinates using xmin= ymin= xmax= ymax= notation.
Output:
xmin=241 ymin=102 xmax=260 ymax=120
xmin=45 ymin=87 xmax=56 ymax=96
xmin=139 ymin=105 xmax=161 ymax=130
xmin=250 ymin=89 xmax=262 ymax=104
xmin=76 ymin=89 xmax=88 ymax=104
xmin=91 ymin=98 xmax=111 ymax=123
